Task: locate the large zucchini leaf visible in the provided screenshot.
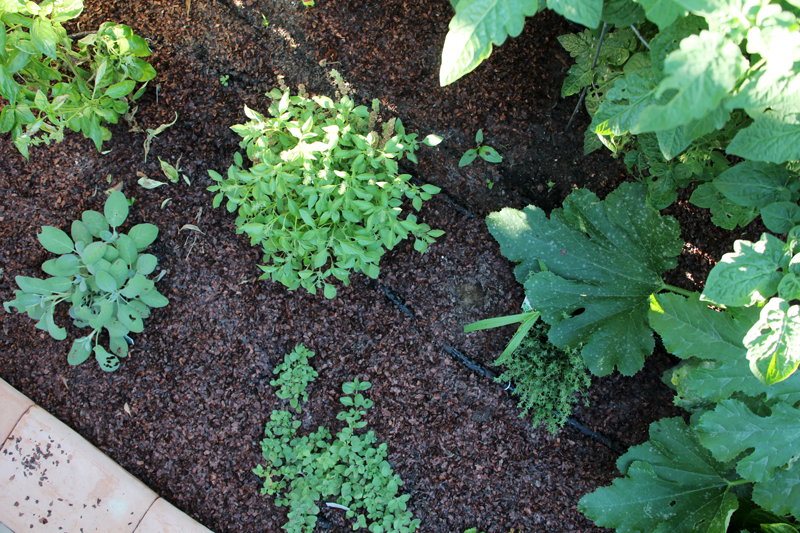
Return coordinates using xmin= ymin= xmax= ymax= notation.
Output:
xmin=487 ymin=182 xmax=683 ymax=376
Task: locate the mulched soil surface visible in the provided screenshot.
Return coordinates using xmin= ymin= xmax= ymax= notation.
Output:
xmin=0 ymin=1 xmax=768 ymax=532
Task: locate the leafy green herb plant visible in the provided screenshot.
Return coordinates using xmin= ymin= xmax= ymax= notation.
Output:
xmin=0 ymin=0 xmax=156 ymax=158
xmin=270 ymin=343 xmax=318 ymax=413
xmin=208 ymin=79 xmax=444 ymax=299
xmin=494 ymin=306 xmax=590 ymax=434
xmin=219 ymin=74 xmax=229 ymax=86
xmin=254 ymin=367 xmax=419 ymax=533
xmin=458 ymin=129 xmax=502 ymax=167
xmin=3 ymin=191 xmax=168 ymax=371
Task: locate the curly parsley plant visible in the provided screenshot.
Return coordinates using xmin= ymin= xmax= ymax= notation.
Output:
xmin=4 ymin=191 xmax=168 ymax=371
xmin=208 ymin=76 xmax=444 ymax=298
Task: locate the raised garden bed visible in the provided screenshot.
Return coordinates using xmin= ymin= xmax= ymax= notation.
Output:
xmin=0 ymin=0 xmax=772 ymax=532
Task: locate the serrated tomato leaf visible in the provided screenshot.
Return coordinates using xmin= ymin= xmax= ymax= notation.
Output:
xmin=727 ymin=115 xmax=800 ymax=164
xmin=439 ymin=0 xmax=541 ymax=86
xmin=634 ymin=31 xmax=746 ymax=133
xmin=701 ymin=233 xmax=789 ymax=307
xmin=743 ymin=298 xmax=800 ymax=385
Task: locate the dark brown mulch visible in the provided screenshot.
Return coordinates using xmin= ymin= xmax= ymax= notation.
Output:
xmin=0 ymin=1 xmax=767 ymax=532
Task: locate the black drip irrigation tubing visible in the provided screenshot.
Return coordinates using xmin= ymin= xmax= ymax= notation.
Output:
xmin=379 ymin=283 xmax=415 ymax=321
xmin=441 ymin=344 xmax=626 ymax=455
xmin=401 ymin=165 xmax=475 ymax=219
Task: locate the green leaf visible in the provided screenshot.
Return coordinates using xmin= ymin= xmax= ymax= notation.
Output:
xmin=121 ymin=273 xmax=151 ymax=299
xmin=104 ymin=319 xmax=130 ymax=339
xmin=727 ymin=115 xmax=800 ymax=164
xmin=602 ymin=0 xmax=646 ymax=26
xmin=38 ymin=226 xmax=74 ymax=254
xmin=422 ymin=134 xmax=442 ymax=146
xmin=761 ymin=202 xmax=800 ymax=234
xmin=45 ymin=311 xmax=66 ymax=340
xmin=648 ymin=293 xmax=745 ymax=361
xmin=41 ymin=258 xmax=78 ymax=277
xmin=15 ymin=276 xmax=55 ymax=295
xmin=323 ymin=283 xmax=337 ymax=299
xmin=698 ymin=399 xmax=800 ymax=482
xmin=104 ymin=80 xmax=136 ymax=99
xmin=635 ymin=31 xmax=746 ymax=133
xmin=50 ymin=0 xmax=83 ymax=22
xmin=80 ymin=241 xmax=108 ymax=264
xmin=690 ymin=183 xmax=759 ymax=229
xmin=548 ymin=0 xmax=603 ymax=27
xmin=30 ymin=17 xmax=57 ymax=59
xmin=479 ymin=146 xmax=502 ymax=162
xmin=68 ymin=337 xmax=92 ymax=366
xmin=108 ymin=335 xmax=129 ymax=359
xmin=712 ymin=161 xmax=794 ymax=208
xmin=459 ymin=148 xmax=478 ymax=167
xmin=104 ymin=191 xmax=129 ymax=227
xmin=590 ymin=72 xmax=658 ymax=136
xmin=116 ymin=234 xmax=138 ymax=266
xmin=439 ymin=0 xmax=541 ymax=86
xmin=701 ymin=233 xmax=788 ymax=307
xmin=82 ymin=210 xmax=109 ymax=237
xmin=752 ymin=462 xmax=800 ymax=519
xmin=578 ymin=417 xmax=738 ymax=533
xmin=70 ymin=220 xmax=94 ymax=245
xmin=88 ymin=300 xmax=114 ymax=329
xmin=632 ymin=0 xmax=687 ymax=28
xmin=487 ymin=182 xmax=683 ymax=376
xmin=728 ymin=70 xmax=800 ymax=116
xmin=0 ymin=64 xmax=20 ymax=105
xmin=465 ymin=311 xmax=538 ymax=331
xmin=135 ymin=254 xmax=157 ymax=275
xmin=117 ymin=302 xmax=143 ymax=333
xmin=743 ymin=298 xmax=800 ymax=385
xmin=128 ymin=223 xmax=159 ymax=250
xmin=109 ymin=258 xmax=129 ymax=287
xmin=95 ymin=270 xmax=119 ymax=292
xmin=94 ymin=345 xmax=120 ymax=372
xmin=139 ymin=287 xmax=169 ymax=308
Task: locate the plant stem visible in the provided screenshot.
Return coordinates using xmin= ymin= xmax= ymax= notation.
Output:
xmin=630 ymin=25 xmax=650 ymax=50
xmin=566 ymin=23 xmax=608 ymax=132
xmin=727 ymin=479 xmax=750 ymax=487
xmin=660 ymin=283 xmax=695 ymax=298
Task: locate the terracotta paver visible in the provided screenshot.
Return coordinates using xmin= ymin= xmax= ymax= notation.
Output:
xmin=134 ymin=498 xmax=213 ymax=533
xmin=0 ymin=405 xmax=157 ymax=532
xmin=0 ymin=379 xmax=33 ymax=444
